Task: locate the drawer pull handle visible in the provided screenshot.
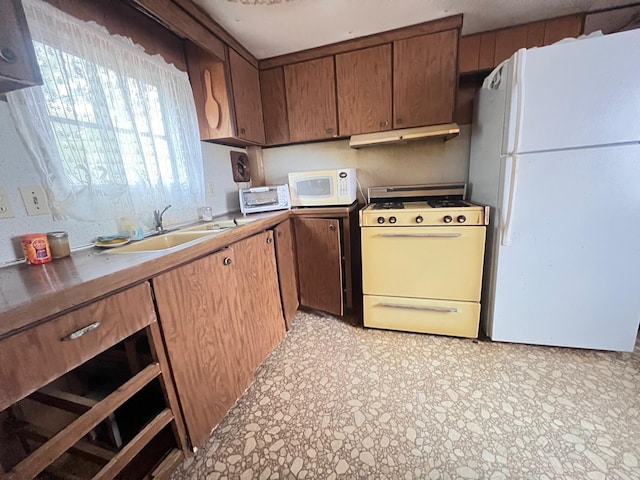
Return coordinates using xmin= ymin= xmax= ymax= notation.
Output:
xmin=378 ymin=233 xmax=462 ymax=238
xmin=62 ymin=322 xmax=101 ymax=341
xmin=223 ymin=257 xmax=232 ymax=266
xmin=379 ymin=303 xmax=458 ymax=313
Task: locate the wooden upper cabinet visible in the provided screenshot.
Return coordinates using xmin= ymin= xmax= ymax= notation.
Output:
xmin=336 ymin=44 xmax=392 ymax=136
xmin=393 ymin=29 xmax=458 ymax=128
xmin=185 ymin=41 xmax=234 ymax=140
xmin=228 ymin=48 xmax=265 ymax=144
xmin=0 ymin=0 xmax=43 ymax=93
xmin=284 ymin=56 xmax=337 ymax=142
xmin=260 ymin=67 xmax=290 ymax=145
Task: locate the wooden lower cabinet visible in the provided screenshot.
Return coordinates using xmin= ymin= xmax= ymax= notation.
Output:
xmin=0 ymin=283 xmax=187 ymax=479
xmin=273 ymin=220 xmax=299 ymax=328
xmin=293 ymin=203 xmax=362 ymax=318
xmin=152 ymin=231 xmax=285 ymax=450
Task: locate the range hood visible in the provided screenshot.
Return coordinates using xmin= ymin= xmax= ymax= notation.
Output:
xmin=349 ymin=123 xmax=460 ymax=149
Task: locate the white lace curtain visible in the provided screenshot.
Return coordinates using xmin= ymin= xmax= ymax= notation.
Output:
xmin=7 ymin=0 xmax=204 ymax=225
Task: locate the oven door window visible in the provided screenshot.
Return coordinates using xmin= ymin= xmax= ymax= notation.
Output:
xmin=242 ymin=189 xmax=279 ymax=207
xmin=294 ymin=177 xmax=333 ymax=197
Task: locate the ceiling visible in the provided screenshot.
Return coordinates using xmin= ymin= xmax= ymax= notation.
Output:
xmin=193 ymin=0 xmax=637 ymax=59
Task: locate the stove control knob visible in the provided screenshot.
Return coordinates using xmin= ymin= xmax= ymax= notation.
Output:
xmin=443 ymin=215 xmax=453 ymax=223
xmin=457 ymin=215 xmax=467 ymax=223
xmin=389 ymin=216 xmax=397 ymax=224
xmin=377 ymin=216 xmax=385 ymax=224
xmin=415 ymin=216 xmax=424 ymax=224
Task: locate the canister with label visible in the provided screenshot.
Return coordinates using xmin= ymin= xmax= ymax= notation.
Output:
xmin=21 ymin=233 xmax=52 ymax=265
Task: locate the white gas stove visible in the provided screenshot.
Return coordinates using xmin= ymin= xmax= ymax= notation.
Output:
xmin=359 ymin=183 xmax=489 ymax=338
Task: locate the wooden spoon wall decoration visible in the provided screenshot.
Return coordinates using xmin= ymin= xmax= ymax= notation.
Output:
xmin=203 ymin=69 xmax=221 ymax=130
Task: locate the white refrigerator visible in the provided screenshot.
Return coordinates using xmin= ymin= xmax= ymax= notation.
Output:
xmin=468 ymin=28 xmax=640 ymax=352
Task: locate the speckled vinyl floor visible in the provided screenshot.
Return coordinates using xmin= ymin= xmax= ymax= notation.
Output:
xmin=172 ymin=311 xmax=640 ymax=480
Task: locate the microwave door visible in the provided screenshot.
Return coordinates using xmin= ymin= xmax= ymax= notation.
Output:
xmin=295 ymin=177 xmax=334 ymax=197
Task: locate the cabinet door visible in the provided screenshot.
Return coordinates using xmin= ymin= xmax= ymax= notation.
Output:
xmin=233 ymin=231 xmax=285 ymax=370
xmin=273 ymin=220 xmax=299 ymax=328
xmin=336 ymin=44 xmax=392 ymax=136
xmin=284 ymin=56 xmax=337 ymax=142
xmin=260 ymin=67 xmax=290 ymax=145
xmin=185 ymin=41 xmax=234 ymax=140
xmin=0 ymin=0 xmax=42 ymax=93
xmin=153 ymin=248 xmax=245 ymax=448
xmin=393 ymin=29 xmax=458 ymax=128
xmin=229 ymin=48 xmax=265 ymax=144
xmin=295 ymin=217 xmax=343 ymax=316
xmin=459 ymin=34 xmax=481 ymax=74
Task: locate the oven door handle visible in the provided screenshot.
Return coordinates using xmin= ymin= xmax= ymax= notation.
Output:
xmin=377 ymin=233 xmax=462 ymax=238
xmin=379 ymin=303 xmax=458 ymax=313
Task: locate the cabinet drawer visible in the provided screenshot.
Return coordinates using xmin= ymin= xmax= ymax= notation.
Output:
xmin=0 ymin=282 xmax=156 ymax=410
xmin=363 ymin=295 xmax=480 ymax=338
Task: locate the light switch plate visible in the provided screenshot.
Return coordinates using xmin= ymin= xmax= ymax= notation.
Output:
xmin=0 ymin=187 xmax=15 ymax=219
xmin=19 ymin=185 xmax=51 ymax=216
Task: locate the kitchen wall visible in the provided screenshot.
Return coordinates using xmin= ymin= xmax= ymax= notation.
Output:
xmin=262 ymin=125 xmax=472 ymax=201
xmin=0 ymin=101 xmax=242 ymax=264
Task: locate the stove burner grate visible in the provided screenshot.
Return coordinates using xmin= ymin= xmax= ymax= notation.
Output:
xmin=372 ymin=202 xmax=405 ymax=210
xmin=427 ymin=199 xmax=469 ymax=208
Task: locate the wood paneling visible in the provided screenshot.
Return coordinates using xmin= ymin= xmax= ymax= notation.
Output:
xmin=393 ymin=29 xmax=458 ymax=128
xmin=336 ymin=44 xmax=392 ymax=136
xmin=478 ymin=31 xmax=496 ymax=70
xmin=494 ymin=24 xmax=528 ymax=64
xmin=129 ymin=0 xmax=225 ymax=61
xmin=260 ymin=67 xmax=290 ymax=144
xmin=0 ymin=0 xmax=42 ymax=93
xmin=152 ymin=248 xmax=246 ymax=448
xmin=48 ymin=0 xmax=187 ymax=70
xmin=273 ymin=220 xmax=299 ymax=328
xmin=233 ymin=231 xmax=286 ymax=368
xmin=544 ymin=14 xmax=584 ymax=44
xmin=185 ymin=41 xmax=234 ymax=140
xmin=295 ymin=217 xmax=343 ymax=316
xmin=456 ymin=74 xmax=483 ymax=125
xmin=284 ymin=57 xmax=337 ymax=142
xmin=0 ymin=283 xmax=156 ymax=411
xmin=229 ymin=48 xmax=265 ymax=144
xmin=260 ymin=15 xmax=463 ymax=69
xmin=459 ymin=34 xmax=480 ymax=74
xmin=526 ymin=21 xmax=546 ymax=48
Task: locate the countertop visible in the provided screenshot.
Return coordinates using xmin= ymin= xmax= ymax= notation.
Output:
xmin=0 ymin=203 xmax=361 ymax=340
xmin=0 ymin=210 xmax=289 ymax=340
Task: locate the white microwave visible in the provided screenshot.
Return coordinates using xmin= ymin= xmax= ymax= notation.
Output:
xmin=288 ymin=169 xmax=358 ymax=207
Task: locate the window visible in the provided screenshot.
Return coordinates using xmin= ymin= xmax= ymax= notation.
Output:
xmin=7 ymin=0 xmax=204 ymax=224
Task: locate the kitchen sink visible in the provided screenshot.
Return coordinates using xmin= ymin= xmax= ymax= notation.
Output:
xmin=179 ymin=220 xmax=237 ymax=232
xmin=111 ymin=231 xmax=215 ymax=252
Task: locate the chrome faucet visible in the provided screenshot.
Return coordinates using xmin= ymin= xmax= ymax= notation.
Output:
xmin=153 ymin=205 xmax=172 ymax=233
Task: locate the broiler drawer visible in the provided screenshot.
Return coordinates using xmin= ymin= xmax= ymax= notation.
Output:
xmin=363 ymin=294 xmax=480 ymax=338
xmin=0 ymin=282 xmax=156 ymax=410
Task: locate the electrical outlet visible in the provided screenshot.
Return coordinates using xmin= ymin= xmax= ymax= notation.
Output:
xmin=0 ymin=187 xmax=15 ymax=219
xmin=19 ymin=185 xmax=51 ymax=216
xmin=207 ymin=181 xmax=216 ymax=197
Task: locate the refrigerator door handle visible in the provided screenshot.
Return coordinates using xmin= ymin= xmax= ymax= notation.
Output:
xmin=513 ymin=49 xmax=526 ymax=153
xmin=501 ymin=154 xmax=519 ymax=246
